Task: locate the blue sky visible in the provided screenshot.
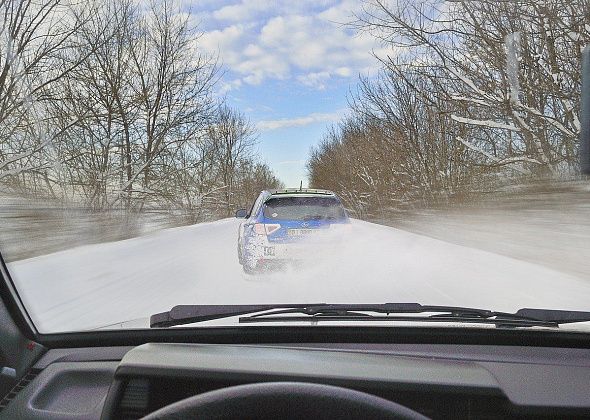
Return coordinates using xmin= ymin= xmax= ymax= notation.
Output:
xmin=187 ymin=0 xmax=387 ymax=187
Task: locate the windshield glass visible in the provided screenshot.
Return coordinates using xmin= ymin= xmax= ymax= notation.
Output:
xmin=263 ymin=197 xmax=346 ymax=220
xmin=1 ymin=0 xmax=589 ymax=333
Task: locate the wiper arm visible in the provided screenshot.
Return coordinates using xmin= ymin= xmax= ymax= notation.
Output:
xmin=150 ymin=304 xmax=323 ymax=328
xmin=150 ymin=303 xmax=590 ymax=328
xmin=150 ymin=303 xmax=478 ymax=328
xmin=238 ymin=304 xmax=557 ymax=327
xmin=514 ymin=308 xmax=590 ymax=324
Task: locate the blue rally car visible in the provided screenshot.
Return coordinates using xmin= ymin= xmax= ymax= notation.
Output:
xmin=236 ymin=189 xmax=350 ymax=273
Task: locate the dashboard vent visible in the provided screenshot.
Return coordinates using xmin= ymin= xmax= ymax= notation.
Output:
xmin=0 ymin=369 xmax=39 ymax=412
xmin=118 ymin=378 xmax=151 ymax=420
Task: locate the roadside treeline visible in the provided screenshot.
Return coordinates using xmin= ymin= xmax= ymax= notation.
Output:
xmin=308 ymin=0 xmax=588 ymax=218
xmin=0 ymin=0 xmax=281 ymax=221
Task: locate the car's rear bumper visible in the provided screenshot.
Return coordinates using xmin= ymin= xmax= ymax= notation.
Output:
xmin=241 ymin=226 xmax=351 ymax=270
xmin=256 ymin=241 xmax=337 ymax=261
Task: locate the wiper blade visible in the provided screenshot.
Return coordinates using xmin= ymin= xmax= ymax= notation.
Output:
xmin=150 ymin=303 xmax=475 ymax=328
xmin=238 ymin=304 xmax=560 ymax=327
xmin=150 ymin=303 xmax=590 ymax=328
xmin=150 ymin=304 xmax=322 ymax=328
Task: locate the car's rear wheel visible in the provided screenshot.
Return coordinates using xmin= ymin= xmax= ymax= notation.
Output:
xmin=237 ymin=242 xmax=244 ymax=265
xmin=243 ymin=260 xmax=258 ymax=274
xmin=243 ymin=266 xmax=256 ymax=274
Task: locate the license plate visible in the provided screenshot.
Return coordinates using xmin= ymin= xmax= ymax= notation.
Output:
xmin=287 ymin=229 xmax=315 ymax=236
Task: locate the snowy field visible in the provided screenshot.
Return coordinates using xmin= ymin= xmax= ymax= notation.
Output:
xmin=8 ymin=218 xmax=590 ymax=332
xmin=386 ymin=182 xmax=590 ymax=280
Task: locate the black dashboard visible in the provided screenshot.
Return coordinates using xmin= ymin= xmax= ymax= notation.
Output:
xmin=1 ymin=342 xmax=590 ymax=419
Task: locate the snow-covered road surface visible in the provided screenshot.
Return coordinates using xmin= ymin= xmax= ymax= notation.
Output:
xmin=8 ymin=218 xmax=590 ymax=332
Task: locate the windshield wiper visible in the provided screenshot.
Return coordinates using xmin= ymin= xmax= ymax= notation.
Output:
xmin=150 ymin=303 xmax=590 ymax=328
xmin=150 ymin=304 xmax=320 ymax=328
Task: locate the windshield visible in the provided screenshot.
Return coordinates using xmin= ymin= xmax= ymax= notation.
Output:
xmin=263 ymin=197 xmax=346 ymax=221
xmin=1 ymin=0 xmax=589 ymax=334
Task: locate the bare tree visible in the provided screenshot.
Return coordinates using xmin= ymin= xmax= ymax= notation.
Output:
xmin=309 ymin=0 xmax=589 ymax=218
xmin=208 ymin=105 xmax=257 ymax=216
xmin=0 ymin=0 xmax=92 ymax=182
xmin=128 ymin=0 xmax=218 ymax=210
xmin=0 ymin=0 xmax=282 ymax=226
xmin=354 ymin=0 xmax=588 ymax=174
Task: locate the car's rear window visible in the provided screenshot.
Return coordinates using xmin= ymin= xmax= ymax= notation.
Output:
xmin=263 ymin=196 xmax=346 ymax=221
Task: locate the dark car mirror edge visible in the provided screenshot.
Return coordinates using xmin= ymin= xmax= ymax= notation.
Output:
xmin=235 ymin=209 xmax=248 ymax=218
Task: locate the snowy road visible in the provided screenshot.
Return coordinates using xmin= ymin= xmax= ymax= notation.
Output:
xmin=8 ymin=218 xmax=590 ymax=332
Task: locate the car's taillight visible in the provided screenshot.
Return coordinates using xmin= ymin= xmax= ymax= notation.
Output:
xmin=265 ymin=224 xmax=281 ymax=235
xmin=253 ymin=223 xmax=281 ymax=235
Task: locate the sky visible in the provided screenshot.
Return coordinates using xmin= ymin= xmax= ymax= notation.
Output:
xmin=186 ymin=0 xmax=387 ymax=187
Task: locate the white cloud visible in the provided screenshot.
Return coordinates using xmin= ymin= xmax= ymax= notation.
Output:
xmin=218 ymin=78 xmax=243 ymax=94
xmin=212 ymin=0 xmax=270 ymax=21
xmin=296 ymin=71 xmax=331 ymax=90
xmin=197 ymin=1 xmax=387 ymax=89
xmin=257 ymin=111 xmax=344 ymax=131
xmin=317 ymin=0 xmax=361 ymax=23
xmin=199 ymin=24 xmax=247 ymax=63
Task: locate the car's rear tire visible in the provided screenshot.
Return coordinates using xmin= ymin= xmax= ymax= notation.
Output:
xmin=243 ymin=264 xmax=257 ymax=274
xmin=243 ymin=257 xmax=259 ymax=274
xmin=237 ymin=242 xmax=244 ymax=265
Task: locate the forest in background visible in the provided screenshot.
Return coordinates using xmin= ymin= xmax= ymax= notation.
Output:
xmin=0 ymin=0 xmax=282 ymax=224
xmin=308 ymin=0 xmax=588 ymax=219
